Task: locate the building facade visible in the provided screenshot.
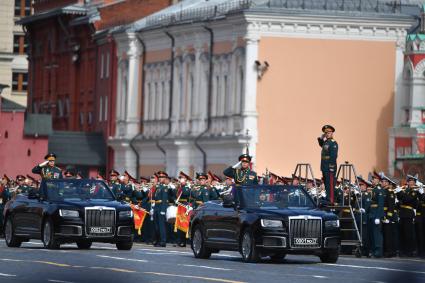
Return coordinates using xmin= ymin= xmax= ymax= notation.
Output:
xmin=111 ymin=0 xmax=417 ymax=178
xmin=0 ymin=0 xmax=32 ymax=107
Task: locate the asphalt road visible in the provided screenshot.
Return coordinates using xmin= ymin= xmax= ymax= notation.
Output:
xmin=0 ymin=240 xmax=423 ymax=283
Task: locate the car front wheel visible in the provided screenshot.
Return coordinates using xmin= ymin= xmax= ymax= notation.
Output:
xmin=42 ymin=219 xmax=60 ymax=249
xmin=4 ymin=217 xmax=22 ymax=248
xmin=319 ymin=250 xmax=339 ymax=263
xmin=240 ymin=228 xmax=260 ymax=263
xmin=191 ymin=225 xmax=211 ymax=259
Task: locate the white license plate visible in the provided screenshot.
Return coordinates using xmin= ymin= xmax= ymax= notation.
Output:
xmin=90 ymin=227 xmax=111 ymax=233
xmin=294 ymin=238 xmax=318 ymax=245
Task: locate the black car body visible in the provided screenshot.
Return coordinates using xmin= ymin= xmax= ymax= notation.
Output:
xmin=2 ymin=179 xmax=134 ymax=250
xmin=190 ymin=185 xmax=340 ymax=263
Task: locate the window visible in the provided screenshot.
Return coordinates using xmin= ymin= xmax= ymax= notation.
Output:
xmin=99 ymin=96 xmax=103 ymax=122
xmin=105 ymin=53 xmax=110 ymax=78
xmin=100 ymin=54 xmax=104 ymax=79
xmin=57 ymin=99 xmax=64 ymax=117
xmin=15 ymin=0 xmax=31 ymax=17
xmin=12 ymin=72 xmax=28 ymax=92
xmin=79 ymin=112 xmax=85 ymax=126
xmin=104 ymin=95 xmax=108 ymax=121
xmin=32 ymin=101 xmax=38 ymax=114
xmin=87 ymin=112 xmax=93 ymax=125
xmin=65 ymin=97 xmax=70 ymax=117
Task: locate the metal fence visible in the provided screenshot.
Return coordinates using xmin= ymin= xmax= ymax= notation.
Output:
xmin=144 ymin=0 xmax=406 ymax=28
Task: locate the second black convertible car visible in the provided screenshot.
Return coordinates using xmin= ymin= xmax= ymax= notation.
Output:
xmin=3 ymin=179 xmax=134 ymax=250
xmin=190 ymin=185 xmax=341 ymax=263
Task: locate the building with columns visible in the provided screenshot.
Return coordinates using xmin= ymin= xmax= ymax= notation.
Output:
xmin=389 ymin=5 xmax=425 ymax=179
xmin=111 ymin=0 xmax=418 ymax=178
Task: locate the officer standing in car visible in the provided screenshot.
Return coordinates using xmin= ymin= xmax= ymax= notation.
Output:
xmin=223 ymin=154 xmax=258 ymax=185
xmin=32 ymin=153 xmax=63 ymax=180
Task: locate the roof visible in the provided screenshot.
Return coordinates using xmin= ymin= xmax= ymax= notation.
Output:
xmin=120 ymin=0 xmax=419 ymax=33
xmin=48 ymin=131 xmax=106 ymax=166
xmin=17 ymin=4 xmax=88 ymax=25
xmin=1 ymin=97 xmax=26 ymax=112
xmin=23 ymin=114 xmax=53 ymax=136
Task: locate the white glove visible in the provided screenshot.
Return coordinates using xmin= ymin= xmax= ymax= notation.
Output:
xmin=419 ymin=188 xmax=424 ymax=195
xmin=142 ymin=186 xmax=148 ymax=192
xmin=134 ymin=205 xmax=139 ymax=210
xmin=383 ymin=219 xmax=390 ymax=224
xmin=149 ymin=209 xmax=154 ymax=215
xmin=160 ymin=211 xmax=165 ymax=215
xmin=168 ymin=183 xmax=176 ymax=189
xmin=360 ymin=208 xmax=365 ymax=214
xmin=416 ymin=181 xmax=423 ymax=187
xmin=374 ymin=219 xmax=380 ymax=225
xmin=294 ymin=190 xmax=300 ymax=197
xmin=395 ymin=186 xmax=402 ymax=193
xmin=39 ymin=161 xmax=49 ymax=167
xmin=414 ymin=209 xmax=416 ymax=216
xmin=320 ymin=191 xmax=326 ymax=198
xmin=232 ymin=161 xmax=242 ymax=169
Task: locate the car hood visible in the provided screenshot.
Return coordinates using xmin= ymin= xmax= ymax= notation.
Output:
xmin=55 ymin=199 xmax=130 ymax=210
xmin=244 ymin=207 xmax=337 ymax=220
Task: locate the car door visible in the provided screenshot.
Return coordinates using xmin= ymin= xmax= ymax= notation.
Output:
xmin=26 ymin=194 xmax=45 ymax=235
xmin=12 ymin=195 xmax=32 ymax=236
xmin=212 ymin=205 xmax=239 ymax=244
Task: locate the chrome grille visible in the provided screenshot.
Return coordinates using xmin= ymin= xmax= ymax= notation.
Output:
xmin=289 ymin=216 xmax=322 ymax=248
xmin=85 ymin=207 xmax=116 ymax=237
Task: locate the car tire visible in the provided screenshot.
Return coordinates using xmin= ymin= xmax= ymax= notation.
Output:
xmin=42 ymin=218 xmax=60 ymax=249
xmin=116 ymin=241 xmax=133 ymax=250
xmin=4 ymin=217 xmax=22 ymax=248
xmin=240 ymin=228 xmax=260 ymax=263
xmin=319 ymin=250 xmax=339 ymax=263
xmin=270 ymin=253 xmax=286 ymax=263
xmin=76 ymin=241 xmax=92 ymax=249
xmin=191 ymin=225 xmax=211 ymax=259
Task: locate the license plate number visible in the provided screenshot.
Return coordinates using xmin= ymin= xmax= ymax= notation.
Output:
xmin=294 ymin=238 xmax=318 ymax=245
xmin=90 ymin=227 xmax=111 ymax=233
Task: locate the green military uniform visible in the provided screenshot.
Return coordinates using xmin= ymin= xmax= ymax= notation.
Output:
xmin=0 ymin=183 xmax=10 ymax=234
xmin=367 ymin=184 xmax=385 ymax=257
xmin=153 ymin=182 xmax=169 ymax=246
xmin=223 ymin=154 xmax=258 ymax=186
xmin=397 ymin=175 xmax=419 ymax=256
xmin=318 ymin=125 xmax=338 ymax=203
xmin=358 ymin=188 xmax=372 ymax=256
xmin=382 ymin=182 xmax=397 ymax=257
xmin=32 ymin=153 xmax=63 ymax=180
xmin=191 ymin=185 xmax=211 ymax=209
xmin=109 ymin=181 xmax=122 ymax=197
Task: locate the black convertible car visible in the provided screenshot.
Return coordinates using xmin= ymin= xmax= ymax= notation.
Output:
xmin=190 ymin=185 xmax=340 ymax=263
xmin=3 ymin=179 xmax=134 ymax=250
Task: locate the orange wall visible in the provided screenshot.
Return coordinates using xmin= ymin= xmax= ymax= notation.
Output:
xmin=256 ymin=37 xmax=396 ymax=178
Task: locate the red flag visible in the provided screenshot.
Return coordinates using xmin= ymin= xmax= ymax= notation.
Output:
xmin=130 ymin=204 xmax=147 ymax=235
xmin=174 ymin=205 xmax=190 ymax=238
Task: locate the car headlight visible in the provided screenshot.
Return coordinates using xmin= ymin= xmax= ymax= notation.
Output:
xmin=325 ymin=220 xmax=340 ymax=228
xmin=59 ymin=209 xmax=79 ymax=218
xmin=260 ymin=219 xmax=283 ymax=228
xmin=119 ymin=210 xmax=133 ymax=219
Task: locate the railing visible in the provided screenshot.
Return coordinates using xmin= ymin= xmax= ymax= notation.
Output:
xmin=144 ymin=0 xmax=405 ymax=28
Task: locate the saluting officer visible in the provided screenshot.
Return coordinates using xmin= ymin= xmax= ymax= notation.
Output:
xmin=32 ymin=153 xmax=63 ymax=180
xmin=396 ymin=175 xmax=419 ymax=257
xmin=223 ymin=154 xmax=258 ymax=185
xmin=153 ymin=171 xmax=169 ymax=247
xmin=108 ymin=170 xmax=122 ymax=197
xmin=368 ymin=173 xmax=385 ymax=258
xmin=318 ymin=125 xmax=338 ymax=203
xmin=380 ymin=173 xmax=397 ymax=258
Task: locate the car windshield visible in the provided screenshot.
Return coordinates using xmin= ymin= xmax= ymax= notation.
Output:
xmin=237 ymin=185 xmax=316 ymax=210
xmin=44 ymin=180 xmax=115 ymax=201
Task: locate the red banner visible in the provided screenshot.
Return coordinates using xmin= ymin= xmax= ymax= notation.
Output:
xmin=174 ymin=205 xmax=190 ymax=237
xmin=130 ymin=204 xmax=147 ymax=235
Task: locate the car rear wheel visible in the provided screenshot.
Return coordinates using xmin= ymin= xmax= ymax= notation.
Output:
xmin=116 ymin=241 xmax=133 ymax=250
xmin=270 ymin=253 xmax=286 ymax=263
xmin=42 ymin=219 xmax=60 ymax=249
xmin=4 ymin=217 xmax=22 ymax=248
xmin=191 ymin=225 xmax=211 ymax=259
xmin=240 ymin=228 xmax=260 ymax=263
xmin=76 ymin=240 xmax=92 ymax=249
xmin=319 ymin=250 xmax=339 ymax=263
